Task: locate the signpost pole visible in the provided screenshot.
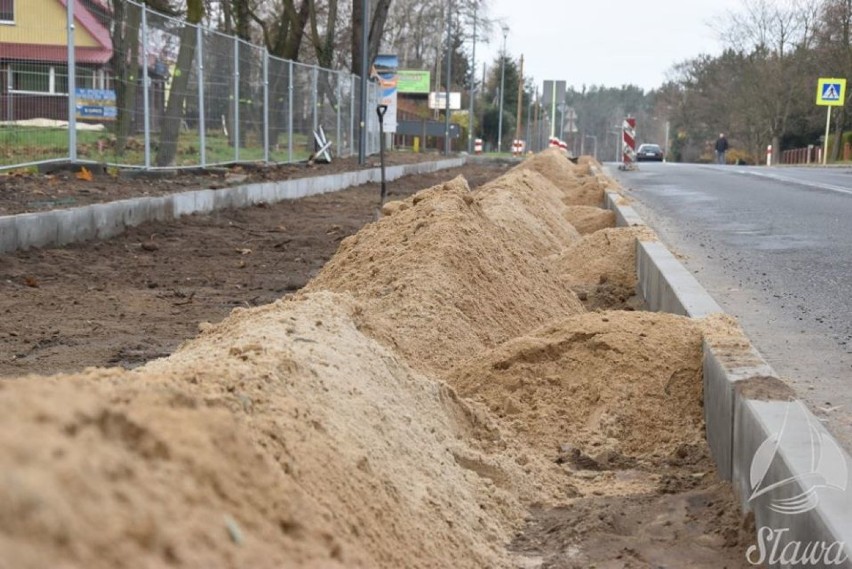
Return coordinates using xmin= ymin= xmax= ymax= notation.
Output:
xmin=816 ymin=77 xmax=846 ymax=165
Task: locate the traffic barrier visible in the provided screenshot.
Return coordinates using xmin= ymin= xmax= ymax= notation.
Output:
xmin=474 ymin=139 xmax=483 ymax=154
xmin=622 ymin=117 xmax=636 ymax=168
xmin=511 ymin=140 xmax=525 ymax=156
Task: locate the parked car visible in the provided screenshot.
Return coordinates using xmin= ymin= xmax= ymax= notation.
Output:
xmin=636 ymin=143 xmax=664 ymax=162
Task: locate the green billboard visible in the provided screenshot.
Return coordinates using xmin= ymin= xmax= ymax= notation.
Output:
xmin=397 ymin=70 xmax=431 ymax=94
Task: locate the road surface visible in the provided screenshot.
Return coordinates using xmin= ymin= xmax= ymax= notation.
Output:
xmin=609 ymin=162 xmax=852 ymax=450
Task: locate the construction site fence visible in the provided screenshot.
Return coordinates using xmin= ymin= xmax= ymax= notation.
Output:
xmin=0 ymin=0 xmax=380 ymax=170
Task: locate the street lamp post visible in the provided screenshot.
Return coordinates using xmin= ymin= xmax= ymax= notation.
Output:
xmin=467 ymin=1 xmax=478 ymax=154
xmin=443 ymin=0 xmax=452 ymax=155
xmin=496 ymin=24 xmax=508 ymax=154
xmin=357 ymin=0 xmax=369 ymax=165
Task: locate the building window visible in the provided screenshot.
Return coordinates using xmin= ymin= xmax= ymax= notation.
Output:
xmin=10 ymin=63 xmax=67 ymax=94
xmin=0 ymin=0 xmax=13 ymax=23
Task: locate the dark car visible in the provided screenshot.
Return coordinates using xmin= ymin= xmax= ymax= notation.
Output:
xmin=636 ymin=143 xmax=664 ymax=162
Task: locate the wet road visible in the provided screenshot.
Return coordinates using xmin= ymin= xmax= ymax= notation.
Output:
xmin=609 ymin=162 xmax=852 ymax=449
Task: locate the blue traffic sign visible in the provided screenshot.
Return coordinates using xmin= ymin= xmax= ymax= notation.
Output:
xmin=817 ymin=78 xmax=846 ymax=106
xmin=823 ymin=83 xmax=841 ymax=101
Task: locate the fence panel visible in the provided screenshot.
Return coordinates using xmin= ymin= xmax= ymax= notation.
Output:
xmin=266 ymin=56 xmax=292 ymax=164
xmin=291 ymin=62 xmax=315 ymax=162
xmin=142 ymin=8 xmax=199 ymax=167
xmin=236 ymin=40 xmax=265 ymax=162
xmin=0 ymin=0 xmax=374 ymax=171
xmin=197 ymin=29 xmax=232 ymax=166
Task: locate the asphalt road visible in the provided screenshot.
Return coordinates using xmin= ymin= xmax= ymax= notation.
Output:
xmin=608 ymin=161 xmax=852 ymax=450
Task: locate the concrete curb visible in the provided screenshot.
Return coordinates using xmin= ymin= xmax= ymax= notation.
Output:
xmin=605 ymin=188 xmax=852 ymax=564
xmin=0 ymin=157 xmax=466 ymax=254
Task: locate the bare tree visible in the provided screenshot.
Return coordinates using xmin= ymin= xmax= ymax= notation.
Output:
xmin=720 ymin=0 xmax=821 ymax=162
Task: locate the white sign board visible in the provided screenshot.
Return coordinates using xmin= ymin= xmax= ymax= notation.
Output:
xmin=428 ymin=92 xmax=462 ymax=110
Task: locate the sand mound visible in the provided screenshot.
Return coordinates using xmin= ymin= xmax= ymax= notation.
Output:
xmin=449 ymin=311 xmax=705 ymax=461
xmin=563 ymin=206 xmax=616 ymax=235
xmin=555 ymin=226 xmax=657 ymax=290
xmin=577 ymin=155 xmax=602 ymax=168
xmin=308 ymin=177 xmax=585 ymax=374
xmin=475 ymin=169 xmax=581 ymax=255
xmin=510 ymin=150 xmax=604 ymax=206
xmin=0 ymin=292 xmax=547 ymax=569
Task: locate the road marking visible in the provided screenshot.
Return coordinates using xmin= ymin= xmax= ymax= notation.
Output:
xmin=734 ymin=169 xmax=852 ymax=197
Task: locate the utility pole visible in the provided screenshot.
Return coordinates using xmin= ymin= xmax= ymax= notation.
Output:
xmin=443 ymin=0 xmax=452 ymax=155
xmin=357 ymin=0 xmax=369 ymax=164
xmin=467 ymin=1 xmax=478 ymax=154
xmin=514 ymin=54 xmax=523 ymax=153
xmin=496 ymin=24 xmax=508 ymax=153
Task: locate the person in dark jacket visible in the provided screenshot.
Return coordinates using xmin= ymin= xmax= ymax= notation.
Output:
xmin=715 ymin=133 xmax=729 ymax=165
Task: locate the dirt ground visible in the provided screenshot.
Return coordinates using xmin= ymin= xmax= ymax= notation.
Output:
xmin=0 ymin=152 xmax=757 ymax=568
xmin=0 ymin=152 xmax=438 ymax=216
xmin=0 ymin=160 xmax=514 ymax=377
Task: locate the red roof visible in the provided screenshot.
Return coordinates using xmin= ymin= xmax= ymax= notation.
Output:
xmin=1 ymin=43 xmax=112 ymax=64
xmin=58 ymin=0 xmax=113 ymax=50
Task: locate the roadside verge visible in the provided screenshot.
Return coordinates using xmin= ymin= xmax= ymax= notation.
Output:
xmin=0 ymin=158 xmax=465 ymax=254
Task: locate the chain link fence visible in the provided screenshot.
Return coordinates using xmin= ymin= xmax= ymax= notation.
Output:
xmin=0 ymin=0 xmax=379 ymax=170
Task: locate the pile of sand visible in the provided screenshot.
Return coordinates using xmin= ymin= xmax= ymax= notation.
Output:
xmin=0 ymin=292 xmax=553 ymax=569
xmin=555 ymin=226 xmax=657 ymax=290
xmin=563 ymin=205 xmax=616 ymax=235
xmin=449 ymin=311 xmax=706 ymax=461
xmin=510 ymin=149 xmax=604 ymax=206
xmin=308 ymin=177 xmax=585 ymax=375
xmin=474 ymin=168 xmax=581 ymax=255
xmin=0 ymin=150 xmax=727 ymax=567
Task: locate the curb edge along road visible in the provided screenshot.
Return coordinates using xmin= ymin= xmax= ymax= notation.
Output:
xmin=0 ymin=157 xmax=467 ymax=254
xmin=603 ymin=185 xmax=852 ymax=566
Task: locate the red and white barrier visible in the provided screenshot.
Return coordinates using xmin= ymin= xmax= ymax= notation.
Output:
xmin=622 ymin=117 xmax=636 ymax=168
xmin=474 ymin=138 xmax=483 ymax=155
xmin=766 ymin=144 xmax=772 ymax=167
xmin=512 ymin=140 xmax=525 ymax=156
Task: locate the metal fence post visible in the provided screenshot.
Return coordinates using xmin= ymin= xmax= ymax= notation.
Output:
xmin=311 ymin=66 xmax=318 ymax=136
xmin=141 ymin=4 xmax=151 ymax=169
xmin=196 ymin=26 xmax=206 ymax=167
xmin=350 ymin=74 xmax=355 ymax=158
xmin=288 ymin=61 xmax=294 ymax=163
xmin=336 ymin=72 xmax=342 ymax=157
xmin=233 ymin=38 xmax=240 ymax=162
xmin=263 ymin=51 xmax=269 ymax=163
xmin=66 ymin=0 xmax=77 ymax=162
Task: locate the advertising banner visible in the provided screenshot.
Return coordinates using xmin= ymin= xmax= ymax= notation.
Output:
xmin=372 ymin=54 xmax=399 ymax=133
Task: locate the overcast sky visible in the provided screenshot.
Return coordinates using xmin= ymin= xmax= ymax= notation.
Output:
xmin=478 ymin=0 xmax=746 ymax=92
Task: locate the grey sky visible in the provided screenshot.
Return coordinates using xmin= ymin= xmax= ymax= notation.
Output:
xmin=479 ymin=0 xmax=745 ymax=92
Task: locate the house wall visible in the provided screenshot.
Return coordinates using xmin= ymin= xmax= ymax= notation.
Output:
xmin=0 ymin=0 xmax=99 ymax=47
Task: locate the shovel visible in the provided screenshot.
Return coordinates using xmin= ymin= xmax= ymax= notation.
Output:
xmin=375 ymin=104 xmax=389 ymax=219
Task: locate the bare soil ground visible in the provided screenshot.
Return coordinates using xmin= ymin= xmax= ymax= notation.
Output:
xmin=0 ymin=159 xmax=514 ymax=377
xmin=0 ymin=152 xmax=438 ymax=216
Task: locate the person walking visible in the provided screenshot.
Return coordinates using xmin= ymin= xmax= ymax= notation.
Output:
xmin=715 ymin=133 xmax=729 ymax=165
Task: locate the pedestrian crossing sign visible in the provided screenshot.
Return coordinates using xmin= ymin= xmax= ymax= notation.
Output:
xmin=817 ymin=77 xmax=846 ymax=106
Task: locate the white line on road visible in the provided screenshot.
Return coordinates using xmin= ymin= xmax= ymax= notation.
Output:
xmin=733 ymin=168 xmax=852 ymax=196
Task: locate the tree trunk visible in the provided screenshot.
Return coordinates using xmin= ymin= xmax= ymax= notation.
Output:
xmin=113 ymin=0 xmax=142 ymax=156
xmin=155 ymin=0 xmax=203 ymax=167
xmin=351 ymin=0 xmax=392 ymax=73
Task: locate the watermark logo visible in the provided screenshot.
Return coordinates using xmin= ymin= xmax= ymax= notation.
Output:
xmin=744 ymin=401 xmax=850 ymax=566
xmin=748 ymin=401 xmax=847 ymax=515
